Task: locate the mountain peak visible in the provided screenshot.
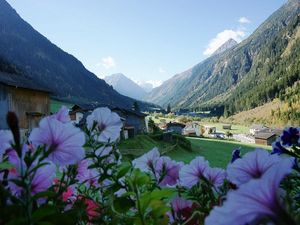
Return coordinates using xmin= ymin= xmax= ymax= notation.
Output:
xmin=104 ymin=73 xmax=147 ymax=100
xmin=212 ymin=38 xmax=238 ymax=55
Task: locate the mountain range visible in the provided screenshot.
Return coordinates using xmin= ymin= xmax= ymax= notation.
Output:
xmin=145 ymin=0 xmax=300 ymax=117
xmin=0 ymin=0 xmax=159 ymax=111
xmin=104 ymin=73 xmax=148 ymax=100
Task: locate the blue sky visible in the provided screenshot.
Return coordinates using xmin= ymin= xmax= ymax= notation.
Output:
xmin=7 ymin=0 xmax=285 ymax=87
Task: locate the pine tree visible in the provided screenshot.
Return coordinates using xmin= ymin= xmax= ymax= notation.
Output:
xmin=132 ymin=101 xmax=140 ymax=112
xmin=167 ymin=104 xmax=171 ymax=113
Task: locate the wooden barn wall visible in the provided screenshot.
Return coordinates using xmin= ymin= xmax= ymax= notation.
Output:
xmin=8 ymin=87 xmax=49 ymax=129
xmin=0 ymin=84 xmax=9 ymax=129
xmin=255 ymin=138 xmax=267 ymax=146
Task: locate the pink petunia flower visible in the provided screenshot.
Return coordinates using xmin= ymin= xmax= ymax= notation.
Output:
xmin=205 ymin=157 xmax=295 ymax=225
xmin=86 ymin=107 xmax=123 ymax=143
xmin=29 ymin=117 xmax=85 ymax=166
xmin=62 ymin=185 xmax=77 ymax=202
xmin=85 ymin=198 xmax=100 ymax=221
xmin=226 ymin=149 xmax=281 ymax=186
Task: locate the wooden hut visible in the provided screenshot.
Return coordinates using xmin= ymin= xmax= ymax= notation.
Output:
xmin=0 ymin=71 xmax=50 ymax=130
xmin=254 ymin=132 xmax=276 ymax=146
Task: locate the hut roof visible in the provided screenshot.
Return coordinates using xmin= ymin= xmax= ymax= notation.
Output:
xmin=254 ymin=132 xmax=276 ymax=140
xmin=0 ymin=71 xmax=50 ymax=93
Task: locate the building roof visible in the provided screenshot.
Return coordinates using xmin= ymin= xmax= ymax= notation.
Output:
xmin=112 ymin=107 xmax=146 ymax=118
xmin=70 ymin=104 xmax=146 ymax=118
xmin=255 ymin=132 xmax=276 ymax=140
xmin=71 ymin=103 xmax=111 ymax=112
xmin=0 ymin=71 xmax=50 ymax=93
xmin=269 ymin=128 xmax=284 ymax=136
xmin=250 ymin=124 xmax=268 ymax=130
xmin=167 ymin=122 xmax=186 ymax=128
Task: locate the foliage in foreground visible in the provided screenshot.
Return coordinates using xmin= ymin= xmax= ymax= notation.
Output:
xmin=0 ymin=106 xmax=299 ymax=225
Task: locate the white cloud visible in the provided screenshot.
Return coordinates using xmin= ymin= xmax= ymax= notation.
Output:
xmin=146 ymin=80 xmax=163 ymax=88
xmin=158 ymin=67 xmax=166 ymax=73
xmin=238 ymin=17 xmax=251 ymax=24
xmin=203 ymin=29 xmax=246 ymax=56
xmin=97 ymin=56 xmax=116 ymax=69
xmin=136 ymin=80 xmax=163 ymax=88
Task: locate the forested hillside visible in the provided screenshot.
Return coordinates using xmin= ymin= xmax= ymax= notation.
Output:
xmin=0 ymin=0 xmax=158 ymax=111
xmin=145 ymin=0 xmax=300 ymax=120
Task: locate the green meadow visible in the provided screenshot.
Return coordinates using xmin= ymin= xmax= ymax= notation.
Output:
xmin=119 ymin=135 xmax=272 ymax=168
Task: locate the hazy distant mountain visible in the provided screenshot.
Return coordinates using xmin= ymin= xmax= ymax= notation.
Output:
xmin=0 ymin=0 xmax=160 ymax=111
xmin=105 ymin=73 xmax=147 ymax=100
xmin=212 ymin=38 xmax=237 ymax=55
xmin=145 ymin=0 xmax=300 ymax=117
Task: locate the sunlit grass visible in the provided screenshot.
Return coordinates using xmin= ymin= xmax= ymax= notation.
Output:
xmin=167 ymin=137 xmax=272 ymax=168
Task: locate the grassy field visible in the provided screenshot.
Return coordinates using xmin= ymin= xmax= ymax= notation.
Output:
xmin=119 ymin=135 xmax=272 ymax=168
xmin=50 ymin=100 xmax=74 ymax=113
xmin=167 ymin=137 xmax=272 ymax=168
xmin=119 ymin=135 xmax=186 ymax=159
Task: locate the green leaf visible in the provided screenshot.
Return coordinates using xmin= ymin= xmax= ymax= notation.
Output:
xmin=33 ymin=191 xmax=56 ymax=200
xmin=150 ymin=188 xmax=176 ymax=200
xmin=113 ymin=196 xmax=135 ymax=213
xmin=0 ymin=161 xmax=13 ymax=170
xmin=116 ymin=162 xmax=131 ymax=178
xmin=32 ymin=205 xmax=57 ymax=221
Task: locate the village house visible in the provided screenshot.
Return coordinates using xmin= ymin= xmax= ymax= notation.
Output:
xmin=112 ymin=107 xmax=146 ymax=138
xmin=69 ymin=103 xmax=112 ymax=125
xmin=183 ymin=122 xmax=203 ymax=136
xmin=158 ymin=123 xmax=167 ymax=131
xmin=203 ymin=125 xmax=217 ymax=134
xmin=166 ymin=122 xmax=185 ymax=134
xmin=254 ymin=132 xmax=277 ymax=146
xmin=0 ymin=71 xmax=50 ymax=131
xmin=249 ymin=124 xmax=269 ymax=135
xmin=223 ymin=124 xmax=232 ymax=130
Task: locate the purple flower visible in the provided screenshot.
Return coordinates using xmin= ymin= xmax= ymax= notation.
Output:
xmin=230 ymin=148 xmax=241 ymax=163
xmin=76 ymin=159 xmax=98 ymax=187
xmin=132 ymin=148 xmax=160 ymax=172
xmin=280 ymin=127 xmax=300 ymax=147
xmin=156 ymin=156 xmax=183 ymax=187
xmin=51 ymin=106 xmax=70 ymax=123
xmin=95 ymin=146 xmax=121 ymax=166
xmin=205 ymin=158 xmax=295 ymax=225
xmin=168 ymin=197 xmax=193 ymax=224
xmin=0 ymin=130 xmax=13 ymax=159
xmin=227 ymin=149 xmax=281 ymax=186
xmin=271 ymin=140 xmax=287 ymax=155
xmin=204 ymin=167 xmax=226 ymax=188
xmin=171 ymin=197 xmax=193 ymax=213
xmin=6 ymin=149 xmax=56 ymax=197
xmin=86 ymin=107 xmax=123 ymax=143
xmin=179 ymin=156 xmax=209 ymax=188
xmin=29 ymin=117 xmax=85 ymax=166
xmin=31 ymin=162 xmax=56 ymax=195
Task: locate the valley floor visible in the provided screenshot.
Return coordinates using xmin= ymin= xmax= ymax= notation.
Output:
xmin=167 ymin=137 xmax=271 ymax=168
xmin=119 ymin=135 xmax=271 ymax=168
